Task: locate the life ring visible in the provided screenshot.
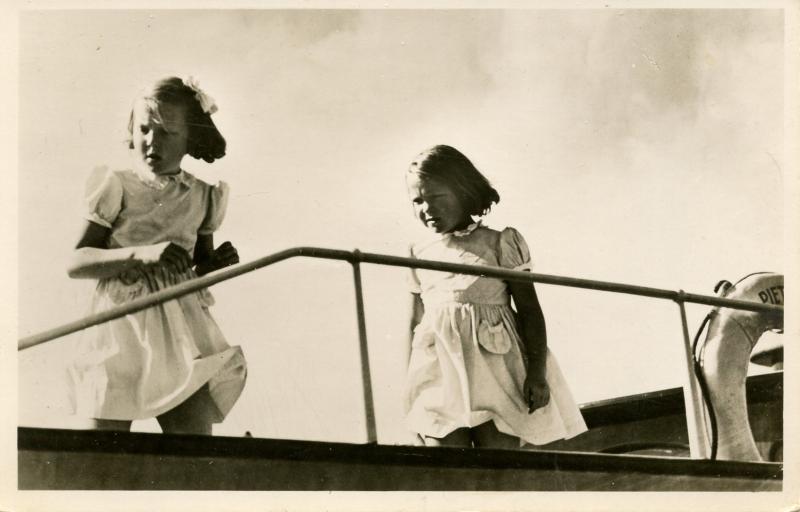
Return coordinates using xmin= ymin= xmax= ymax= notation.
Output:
xmin=695 ymin=272 xmax=783 ymax=461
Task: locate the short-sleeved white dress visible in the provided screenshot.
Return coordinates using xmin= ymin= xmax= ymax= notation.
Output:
xmin=68 ymin=166 xmax=247 ymax=422
xmin=405 ymin=222 xmax=587 ymax=445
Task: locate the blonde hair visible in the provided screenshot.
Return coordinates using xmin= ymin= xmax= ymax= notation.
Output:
xmin=127 ymin=77 xmax=226 ymax=163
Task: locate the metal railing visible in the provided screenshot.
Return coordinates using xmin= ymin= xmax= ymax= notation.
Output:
xmin=18 ymin=247 xmax=783 ymax=457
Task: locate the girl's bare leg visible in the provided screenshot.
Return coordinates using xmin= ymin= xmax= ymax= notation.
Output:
xmin=472 ymin=421 xmax=520 ymax=449
xmin=89 ymin=419 xmax=132 ymax=431
xmin=157 ymin=385 xmax=218 ymax=435
xmin=422 ymin=427 xmax=472 ymax=447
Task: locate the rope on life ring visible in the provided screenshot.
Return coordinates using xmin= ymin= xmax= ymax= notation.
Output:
xmin=693 ymin=272 xmax=783 ymax=461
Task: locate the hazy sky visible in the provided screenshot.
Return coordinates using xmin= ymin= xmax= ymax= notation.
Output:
xmin=16 ymin=8 xmax=786 ymax=444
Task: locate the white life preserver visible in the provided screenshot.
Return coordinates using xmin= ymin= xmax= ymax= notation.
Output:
xmin=696 ymin=272 xmax=783 ymax=461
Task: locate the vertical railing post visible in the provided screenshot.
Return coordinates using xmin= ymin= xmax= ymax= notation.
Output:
xmin=350 ymin=250 xmax=378 ymax=444
xmin=676 ymin=292 xmax=712 ymax=458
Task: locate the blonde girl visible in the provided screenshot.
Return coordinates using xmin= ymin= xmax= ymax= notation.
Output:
xmin=67 ymin=77 xmax=246 ymax=434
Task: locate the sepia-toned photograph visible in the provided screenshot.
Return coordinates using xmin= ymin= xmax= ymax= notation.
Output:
xmin=3 ymin=1 xmax=798 ymax=511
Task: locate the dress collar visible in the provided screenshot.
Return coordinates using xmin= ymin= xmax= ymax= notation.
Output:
xmin=445 ymin=221 xmax=481 ymax=238
xmin=134 ymin=168 xmax=191 ymax=190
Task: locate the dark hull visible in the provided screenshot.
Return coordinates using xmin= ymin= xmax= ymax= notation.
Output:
xmin=18 ymin=427 xmax=781 ymax=491
xmin=541 ymin=371 xmax=782 ymax=460
xmin=18 ymin=372 xmax=782 ymax=491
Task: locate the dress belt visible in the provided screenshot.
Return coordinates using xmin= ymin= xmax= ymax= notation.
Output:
xmin=421 ymin=296 xmax=510 ymax=306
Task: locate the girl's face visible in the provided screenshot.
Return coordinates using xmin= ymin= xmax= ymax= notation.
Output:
xmin=131 ymin=99 xmax=189 ymax=175
xmin=407 ymin=175 xmax=471 ymax=234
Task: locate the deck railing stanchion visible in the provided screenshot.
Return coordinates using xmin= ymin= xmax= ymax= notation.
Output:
xmin=18 ymin=246 xmax=781 ymax=451
xmin=20 ymin=248 xmax=781 ymax=352
xmin=676 ymin=293 xmax=712 ymax=459
xmin=350 ymin=250 xmax=378 ymax=443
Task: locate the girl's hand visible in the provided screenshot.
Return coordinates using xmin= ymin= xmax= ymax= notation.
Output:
xmin=158 ymin=242 xmax=194 ymax=273
xmin=213 ymin=241 xmax=240 ymax=268
xmin=195 ymin=241 xmax=239 ymax=276
xmin=523 ymin=374 xmax=550 ymax=414
xmin=135 ymin=241 xmax=168 ymax=265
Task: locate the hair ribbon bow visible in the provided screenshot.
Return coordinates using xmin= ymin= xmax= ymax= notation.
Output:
xmin=183 ymin=76 xmax=218 ymax=115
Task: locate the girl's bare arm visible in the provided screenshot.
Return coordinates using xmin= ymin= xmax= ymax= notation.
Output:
xmin=508 ymin=279 xmax=550 ymax=412
xmin=67 ymin=221 xmax=188 ymax=279
xmin=406 ymin=293 xmax=425 ymax=365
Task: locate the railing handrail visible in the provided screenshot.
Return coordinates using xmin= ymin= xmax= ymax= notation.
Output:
xmin=18 ymin=246 xmax=783 ymax=351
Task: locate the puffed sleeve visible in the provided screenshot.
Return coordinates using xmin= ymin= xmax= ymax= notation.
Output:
xmin=83 ymin=165 xmax=122 ymax=228
xmin=198 ymin=181 xmax=230 ymax=234
xmin=406 ymin=244 xmax=422 ymax=293
xmin=497 ymin=227 xmax=532 ymax=271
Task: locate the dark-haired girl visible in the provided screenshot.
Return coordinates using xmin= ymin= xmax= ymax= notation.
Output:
xmin=66 ymin=77 xmax=246 ymax=434
xmin=404 ymin=145 xmax=586 ymax=448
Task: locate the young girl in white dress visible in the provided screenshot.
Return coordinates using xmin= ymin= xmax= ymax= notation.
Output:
xmin=404 ymin=145 xmax=587 ymax=448
xmin=66 ymin=76 xmax=246 ymax=434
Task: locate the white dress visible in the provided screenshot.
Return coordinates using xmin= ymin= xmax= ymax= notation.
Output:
xmin=405 ymin=223 xmax=587 ymax=445
xmin=68 ymin=166 xmax=247 ymax=422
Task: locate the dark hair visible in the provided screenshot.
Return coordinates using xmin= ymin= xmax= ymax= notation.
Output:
xmin=127 ymin=76 xmax=226 ymax=163
xmin=408 ymin=145 xmax=500 ymax=216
